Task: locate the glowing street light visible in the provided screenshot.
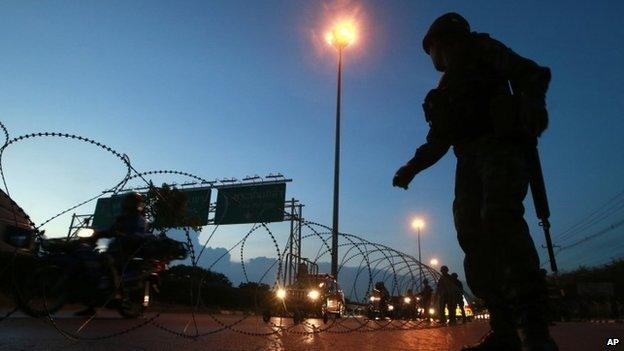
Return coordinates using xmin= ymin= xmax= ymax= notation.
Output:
xmin=411 ymin=218 xmax=425 ymax=230
xmin=411 ymin=217 xmax=426 ymax=283
xmin=327 ymin=20 xmax=357 ymax=279
xmin=325 ymin=22 xmax=356 ymax=49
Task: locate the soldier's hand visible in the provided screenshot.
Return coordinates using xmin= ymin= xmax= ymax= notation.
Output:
xmin=393 ymin=164 xmax=417 ymax=190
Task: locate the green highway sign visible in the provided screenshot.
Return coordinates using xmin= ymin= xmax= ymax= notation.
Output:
xmin=92 ymin=187 xmax=212 ymax=229
xmin=180 ymin=188 xmax=211 ymax=226
xmin=92 ymin=195 xmax=126 ymax=229
xmin=214 ymin=183 xmax=286 ymax=225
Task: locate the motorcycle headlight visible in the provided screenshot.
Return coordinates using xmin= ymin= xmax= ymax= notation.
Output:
xmin=403 ymin=297 xmax=411 ymax=304
xmin=428 ymin=308 xmax=436 ymax=315
xmin=307 ymin=289 xmax=320 ymax=301
xmin=276 ymin=288 xmax=286 ymax=300
xmin=388 ymin=304 xmax=394 ymax=311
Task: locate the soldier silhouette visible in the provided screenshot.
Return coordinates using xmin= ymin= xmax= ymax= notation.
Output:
xmin=393 ymin=13 xmax=557 ymax=351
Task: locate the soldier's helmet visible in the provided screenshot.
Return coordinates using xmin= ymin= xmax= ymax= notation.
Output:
xmin=422 ymin=12 xmax=470 ymax=54
xmin=451 ymin=273 xmax=458 ymax=279
xmin=440 ymin=265 xmax=449 ymax=274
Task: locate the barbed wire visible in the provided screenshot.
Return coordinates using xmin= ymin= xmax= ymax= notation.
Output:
xmin=0 ymin=121 xmax=455 ymax=346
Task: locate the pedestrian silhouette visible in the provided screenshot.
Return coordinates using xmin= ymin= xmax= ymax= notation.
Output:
xmin=436 ymin=266 xmax=457 ymax=324
xmin=451 ymin=272 xmax=467 ymax=323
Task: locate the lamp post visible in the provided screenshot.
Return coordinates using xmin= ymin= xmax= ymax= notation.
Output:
xmin=326 ymin=22 xmax=355 ymax=279
xmin=411 ymin=218 xmax=425 ymax=282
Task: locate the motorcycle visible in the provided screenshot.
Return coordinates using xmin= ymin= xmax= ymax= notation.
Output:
xmin=14 ymin=232 xmax=187 ymax=318
xmin=366 ymin=288 xmax=390 ymax=320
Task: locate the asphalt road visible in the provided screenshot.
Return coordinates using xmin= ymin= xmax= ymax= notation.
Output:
xmin=0 ymin=312 xmax=622 ymax=351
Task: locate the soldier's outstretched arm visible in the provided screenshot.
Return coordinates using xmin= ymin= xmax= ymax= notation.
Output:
xmin=476 ymin=34 xmax=551 ymax=98
xmin=393 ymin=128 xmax=450 ymax=190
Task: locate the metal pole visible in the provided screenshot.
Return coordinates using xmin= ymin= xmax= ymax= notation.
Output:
xmin=288 ymin=198 xmax=295 ymax=285
xmin=418 ymin=227 xmax=422 ymax=283
xmin=67 ymin=213 xmax=76 ymax=239
xmin=331 ymin=48 xmax=343 ymax=279
xmin=297 ymin=203 xmax=303 ymax=261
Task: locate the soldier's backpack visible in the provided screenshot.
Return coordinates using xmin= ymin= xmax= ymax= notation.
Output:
xmin=490 ymin=67 xmax=551 ymax=139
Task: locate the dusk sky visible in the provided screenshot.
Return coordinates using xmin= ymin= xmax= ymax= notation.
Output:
xmin=1 ymin=0 xmax=623 ymax=280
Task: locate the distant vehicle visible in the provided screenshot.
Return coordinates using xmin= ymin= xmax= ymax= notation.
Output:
xmin=366 ymin=288 xmax=392 ymax=320
xmin=263 ymin=273 xmax=345 ymax=324
xmin=388 ymin=294 xmax=420 ymax=320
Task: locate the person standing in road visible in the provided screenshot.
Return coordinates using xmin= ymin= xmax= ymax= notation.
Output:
xmin=392 ymin=12 xmax=558 ymax=351
xmin=451 ymin=272 xmax=467 ymax=323
xmin=436 ymin=265 xmax=458 ymax=324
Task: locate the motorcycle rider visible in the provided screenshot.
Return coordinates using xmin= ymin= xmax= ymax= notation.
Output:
xmin=405 ymin=288 xmax=418 ymax=319
xmin=420 ymin=278 xmax=433 ymax=318
xmin=75 ymin=192 xmax=151 ymax=316
xmin=374 ymin=281 xmax=390 ymax=314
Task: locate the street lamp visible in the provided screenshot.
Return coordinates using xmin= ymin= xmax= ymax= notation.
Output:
xmin=411 ymin=218 xmax=425 ymax=282
xmin=326 ymin=21 xmax=356 ymax=279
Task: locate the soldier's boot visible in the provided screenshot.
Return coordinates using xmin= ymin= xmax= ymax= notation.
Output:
xmin=516 ymin=271 xmax=559 ymax=351
xmin=461 ymin=330 xmax=522 ymax=351
xmin=518 ymin=326 xmax=558 ymax=351
xmin=517 ymin=302 xmax=558 ymax=351
xmin=461 ymin=309 xmax=521 ymax=351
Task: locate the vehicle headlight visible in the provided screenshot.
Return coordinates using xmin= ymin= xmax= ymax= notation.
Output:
xmin=307 ymin=289 xmax=320 ymax=301
xmin=276 ymin=288 xmax=286 ymax=300
xmin=403 ymin=297 xmax=411 ymax=304
xmin=428 ymin=308 xmax=436 ymax=315
xmin=387 ymin=304 xmax=394 ymax=311
xmin=369 ymin=296 xmax=380 ymax=302
xmin=77 ymin=228 xmax=95 ymax=238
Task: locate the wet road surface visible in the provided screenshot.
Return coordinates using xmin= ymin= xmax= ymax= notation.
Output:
xmin=0 ymin=312 xmax=622 ymax=351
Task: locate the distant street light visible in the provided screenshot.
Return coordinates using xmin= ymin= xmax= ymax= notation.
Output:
xmin=411 ymin=218 xmax=426 ymax=283
xmin=326 ymin=21 xmax=356 ymax=279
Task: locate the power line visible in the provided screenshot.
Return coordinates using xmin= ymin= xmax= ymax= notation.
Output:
xmin=558 ymin=218 xmax=624 ymax=251
xmin=543 ymin=217 xmax=624 ymax=269
xmin=554 ymin=189 xmax=624 ymax=243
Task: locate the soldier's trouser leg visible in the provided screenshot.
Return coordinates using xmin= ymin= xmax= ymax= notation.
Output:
xmin=438 ymin=298 xmax=447 ymax=322
xmin=448 ymin=300 xmax=457 ymax=323
xmin=478 ymin=144 xmax=554 ymax=349
xmin=455 ymin=143 xmax=548 ymax=350
xmin=454 ymin=152 xmax=515 ymax=338
xmin=454 ymin=142 xmax=548 ymax=344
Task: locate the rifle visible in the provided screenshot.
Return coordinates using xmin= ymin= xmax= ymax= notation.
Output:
xmin=527 ymin=144 xmax=558 ymax=273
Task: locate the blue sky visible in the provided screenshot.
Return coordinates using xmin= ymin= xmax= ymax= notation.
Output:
xmin=1 ymin=0 xmax=623 ymax=279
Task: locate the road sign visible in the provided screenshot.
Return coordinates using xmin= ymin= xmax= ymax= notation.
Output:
xmin=92 ymin=195 xmax=125 ymax=229
xmin=92 ymin=187 xmax=212 ymax=229
xmin=180 ymin=188 xmax=211 ymax=226
xmin=214 ymin=183 xmax=286 ymax=225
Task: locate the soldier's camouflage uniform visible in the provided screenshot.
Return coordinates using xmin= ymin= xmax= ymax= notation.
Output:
xmin=406 ymin=32 xmax=551 ymax=341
